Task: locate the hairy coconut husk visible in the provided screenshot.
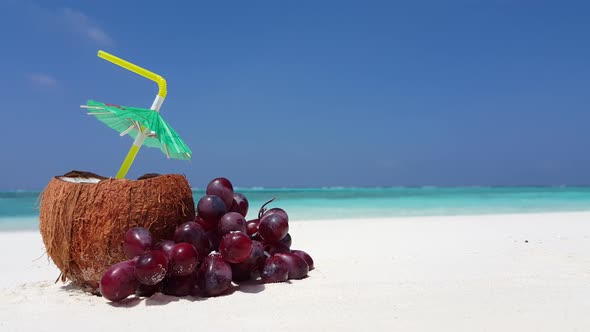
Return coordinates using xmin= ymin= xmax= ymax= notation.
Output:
xmin=39 ymin=171 xmax=195 ymax=292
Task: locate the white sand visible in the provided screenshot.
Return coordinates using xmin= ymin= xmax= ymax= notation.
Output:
xmin=1 ymin=212 xmax=590 ymax=331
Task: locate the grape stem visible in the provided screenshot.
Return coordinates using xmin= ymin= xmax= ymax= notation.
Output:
xmin=258 ymin=197 xmax=277 ymax=219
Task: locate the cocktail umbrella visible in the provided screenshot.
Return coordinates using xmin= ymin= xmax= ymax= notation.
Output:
xmin=84 ymin=100 xmax=192 ymax=159
xmin=81 ymin=51 xmax=191 ymax=179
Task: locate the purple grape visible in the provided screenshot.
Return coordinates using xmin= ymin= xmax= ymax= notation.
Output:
xmin=206 ymin=177 xmax=234 ymax=210
xmin=259 ymin=211 xmax=289 ymax=244
xmin=291 ymin=250 xmax=314 ymax=270
xmin=195 ymin=215 xmax=216 ymax=231
xmin=135 ymin=250 xmax=168 ymax=285
xmin=218 ymin=212 xmax=247 ymax=235
xmin=163 ymin=273 xmax=197 ymax=297
xmin=197 ymin=252 xmax=233 ymax=297
xmin=206 ymin=230 xmax=221 ymax=251
xmin=251 ymin=232 xmax=263 ymax=242
xmin=266 ymin=233 xmax=291 ymax=254
xmin=279 ymin=233 xmax=292 ymax=248
xmin=152 ymin=240 xmax=175 ymax=259
xmin=246 ymin=219 xmax=260 ymax=236
xmin=99 ymin=259 xmax=139 ymax=302
xmin=268 ymin=243 xmax=291 ymax=254
xmin=169 ymin=243 xmax=198 ymax=276
xmin=275 ymin=253 xmax=309 ymax=279
xmin=174 ymin=221 xmax=210 ymax=259
xmin=231 ymin=264 xmax=251 ymax=283
xmin=263 ymin=207 xmax=289 ymax=220
xmin=234 ymin=240 xmax=266 ymax=273
xmin=229 ymin=193 xmax=249 ymax=217
xmin=136 ymin=282 xmax=162 ymax=297
xmin=219 ymin=231 xmax=253 ymax=264
xmin=197 ymin=195 xmax=227 ymax=230
xmin=261 ymin=255 xmax=289 ymax=283
xmin=123 ymin=227 xmax=153 ymax=258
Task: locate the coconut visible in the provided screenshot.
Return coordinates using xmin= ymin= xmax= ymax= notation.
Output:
xmin=39 ymin=170 xmax=195 ymax=292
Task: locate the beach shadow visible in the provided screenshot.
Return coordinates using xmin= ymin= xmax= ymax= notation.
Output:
xmin=56 ymin=276 xmax=275 ymax=306
xmin=186 ymin=285 xmax=238 ymax=301
xmin=145 ymin=293 xmax=181 ymax=306
xmin=187 ymin=294 xmax=210 ymax=302
xmin=108 ymin=296 xmax=142 ymax=308
xmin=199 ymin=285 xmax=237 ymax=298
xmin=234 ymin=281 xmax=265 ymax=294
xmin=145 ymin=286 xmax=237 ymax=304
xmin=59 ymin=283 xmax=76 ymax=291
xmin=58 ymin=283 xmax=142 ymax=308
xmin=59 ymin=282 xmax=117 ymax=301
xmin=60 ymin=283 xmax=96 ymax=293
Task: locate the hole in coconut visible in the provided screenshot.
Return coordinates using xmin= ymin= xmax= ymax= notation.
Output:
xmin=59 ymin=170 xmax=108 ymax=183
xmin=59 ymin=177 xmax=102 ymax=184
xmin=137 ymin=173 xmax=161 ymax=180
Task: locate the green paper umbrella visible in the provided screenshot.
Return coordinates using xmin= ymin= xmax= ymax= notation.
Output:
xmin=84 ymin=99 xmax=192 ymax=162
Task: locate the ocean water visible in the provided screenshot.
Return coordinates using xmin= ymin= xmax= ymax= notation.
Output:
xmin=1 ymin=187 xmax=590 ymax=231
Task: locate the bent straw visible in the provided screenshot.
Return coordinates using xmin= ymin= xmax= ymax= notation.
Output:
xmin=96 ymin=50 xmax=168 ymax=179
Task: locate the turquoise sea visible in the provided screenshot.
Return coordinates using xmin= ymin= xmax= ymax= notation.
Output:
xmin=1 ymin=187 xmax=590 ymax=231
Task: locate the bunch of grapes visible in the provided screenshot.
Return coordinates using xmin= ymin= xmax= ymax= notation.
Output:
xmin=99 ymin=177 xmax=314 ymax=303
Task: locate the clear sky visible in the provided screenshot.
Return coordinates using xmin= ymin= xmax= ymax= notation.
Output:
xmin=0 ymin=0 xmax=588 ymax=190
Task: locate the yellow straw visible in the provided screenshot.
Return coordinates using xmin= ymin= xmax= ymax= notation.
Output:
xmin=97 ymin=50 xmax=167 ymax=179
xmin=115 ymin=145 xmax=141 ymax=179
xmin=97 ymin=50 xmax=167 ymax=98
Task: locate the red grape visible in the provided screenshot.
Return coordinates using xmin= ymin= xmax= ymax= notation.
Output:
xmin=197 ymin=252 xmax=233 ymax=297
xmin=123 ymin=227 xmax=153 ymax=258
xmin=152 ymin=240 xmax=175 ymax=259
xmin=219 ymin=231 xmax=253 ymax=264
xmin=246 ymin=219 xmax=260 ymax=236
xmin=197 ymin=195 xmax=227 ymax=229
xmin=206 ymin=177 xmax=234 ymax=210
xmin=163 ymin=272 xmax=197 ymax=297
xmin=261 ymin=255 xmax=289 ymax=283
xmin=275 ymin=253 xmax=309 ymax=279
xmin=169 ymin=243 xmax=198 ymax=276
xmin=174 ymin=221 xmax=210 ymax=259
xmin=135 ymin=250 xmax=168 ymax=285
xmin=218 ymin=212 xmax=247 ymax=235
xmin=229 ymin=192 xmax=249 ymax=217
xmin=259 ymin=211 xmax=289 ymax=244
xmin=291 ymin=250 xmax=314 ymax=270
xmin=99 ymin=259 xmax=139 ymax=302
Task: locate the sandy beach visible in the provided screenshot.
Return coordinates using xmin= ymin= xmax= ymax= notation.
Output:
xmin=1 ymin=212 xmax=589 ymax=331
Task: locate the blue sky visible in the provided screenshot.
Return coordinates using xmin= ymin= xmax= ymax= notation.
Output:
xmin=0 ymin=1 xmax=588 ymax=189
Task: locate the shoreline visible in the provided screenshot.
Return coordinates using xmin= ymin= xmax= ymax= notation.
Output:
xmin=1 ymin=212 xmax=589 ymax=331
xmin=2 ymin=209 xmax=590 ymax=233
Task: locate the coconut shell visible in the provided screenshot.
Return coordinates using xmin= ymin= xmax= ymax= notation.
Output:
xmin=39 ymin=172 xmax=195 ymax=292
